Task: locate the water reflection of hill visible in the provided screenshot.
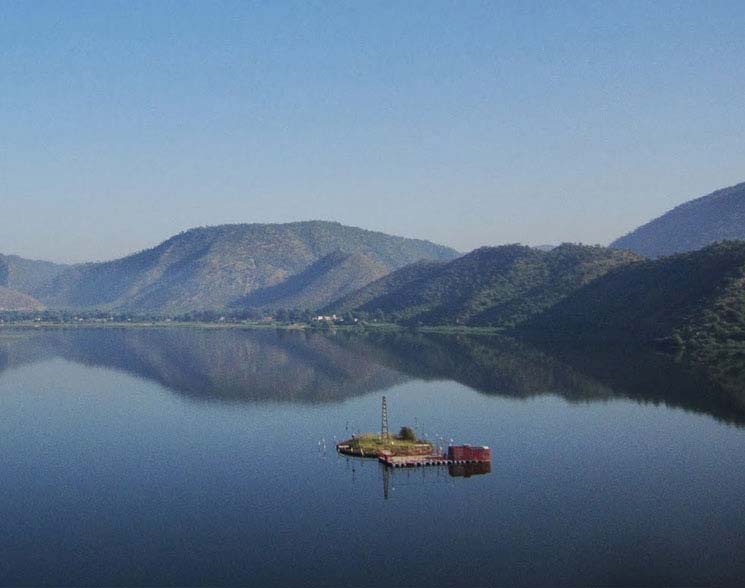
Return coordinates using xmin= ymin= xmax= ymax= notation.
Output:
xmin=307 ymin=330 xmax=745 ymax=425
xmin=0 ymin=328 xmax=407 ymax=404
xmin=339 ymin=331 xmax=745 ymax=425
xmin=0 ymin=327 xmax=743 ymax=423
xmin=332 ymin=332 xmax=616 ymax=400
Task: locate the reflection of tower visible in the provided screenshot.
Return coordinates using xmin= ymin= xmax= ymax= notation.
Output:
xmin=383 ymin=465 xmax=390 ymax=500
xmin=381 ymin=396 xmax=389 ymax=439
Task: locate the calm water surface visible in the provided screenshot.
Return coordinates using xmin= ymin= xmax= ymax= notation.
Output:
xmin=1 ymin=328 xmax=744 ymax=587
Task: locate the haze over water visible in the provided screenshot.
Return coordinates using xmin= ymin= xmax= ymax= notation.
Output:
xmin=1 ymin=327 xmax=744 ymax=587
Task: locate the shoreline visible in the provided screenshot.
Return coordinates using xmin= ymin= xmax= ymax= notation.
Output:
xmin=2 ymin=321 xmax=743 ymax=357
xmin=0 ymin=320 xmax=505 ymax=336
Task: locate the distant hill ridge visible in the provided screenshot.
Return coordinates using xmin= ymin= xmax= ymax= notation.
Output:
xmin=611 ymin=181 xmax=745 ymax=258
xmin=32 ymin=221 xmax=459 ymax=313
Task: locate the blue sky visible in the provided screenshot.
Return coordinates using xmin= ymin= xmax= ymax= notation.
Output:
xmin=2 ymin=1 xmax=744 ymax=262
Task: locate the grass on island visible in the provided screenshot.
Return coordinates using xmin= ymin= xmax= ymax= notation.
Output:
xmin=338 ymin=427 xmax=434 ymax=457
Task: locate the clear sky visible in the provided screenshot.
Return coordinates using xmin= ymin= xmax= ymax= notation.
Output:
xmin=2 ymin=1 xmax=744 ymax=263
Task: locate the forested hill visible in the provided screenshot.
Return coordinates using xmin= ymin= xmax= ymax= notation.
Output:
xmin=322 ymin=259 xmax=447 ymax=315
xmin=34 ymin=221 xmax=458 ymax=313
xmin=519 ymin=241 xmax=745 ymax=351
xmin=325 ymin=243 xmax=640 ymax=327
xmin=611 ymin=181 xmax=745 ymax=257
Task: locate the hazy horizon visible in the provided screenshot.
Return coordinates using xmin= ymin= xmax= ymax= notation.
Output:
xmin=3 ymin=2 xmax=745 ymax=263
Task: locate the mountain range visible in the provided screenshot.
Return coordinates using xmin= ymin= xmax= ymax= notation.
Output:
xmin=1 ymin=180 xmax=744 ymax=356
xmin=26 ymin=221 xmax=458 ymax=313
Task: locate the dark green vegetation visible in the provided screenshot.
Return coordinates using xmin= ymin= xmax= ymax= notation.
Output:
xmin=521 ymin=241 xmax=745 ymax=353
xmin=322 ymin=259 xmax=446 ymax=315
xmin=29 ymin=222 xmax=457 ymax=313
xmin=326 ymin=244 xmax=640 ymax=327
xmin=611 ymin=180 xmax=745 ymax=258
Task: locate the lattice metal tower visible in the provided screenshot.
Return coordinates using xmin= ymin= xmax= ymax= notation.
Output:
xmin=381 ymin=396 xmax=389 ymax=439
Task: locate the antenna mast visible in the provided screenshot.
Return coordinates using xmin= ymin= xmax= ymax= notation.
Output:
xmin=381 ymin=396 xmax=389 ymax=439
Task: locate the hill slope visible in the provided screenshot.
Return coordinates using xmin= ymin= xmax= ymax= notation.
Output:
xmin=0 ymin=286 xmax=45 ymax=311
xmin=231 ymin=250 xmax=390 ymax=311
xmin=326 ymin=243 xmax=639 ymax=327
xmin=323 ymin=259 xmax=447 ymax=315
xmin=520 ymin=241 xmax=745 ymax=350
xmin=611 ymin=181 xmax=745 ymax=257
xmin=36 ymin=221 xmax=458 ymax=313
xmin=0 ymin=254 xmax=68 ymax=296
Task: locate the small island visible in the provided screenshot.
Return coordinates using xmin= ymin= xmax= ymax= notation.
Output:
xmin=336 ymin=426 xmax=434 ymax=459
xmin=336 ymin=396 xmax=491 ymax=469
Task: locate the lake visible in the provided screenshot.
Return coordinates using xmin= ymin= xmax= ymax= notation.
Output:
xmin=1 ymin=327 xmax=744 ymax=587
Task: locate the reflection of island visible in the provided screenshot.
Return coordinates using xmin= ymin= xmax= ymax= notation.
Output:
xmin=379 ymin=460 xmax=490 ymax=499
xmin=448 ymin=462 xmax=491 ymax=478
xmin=0 ymin=327 xmax=743 ymax=424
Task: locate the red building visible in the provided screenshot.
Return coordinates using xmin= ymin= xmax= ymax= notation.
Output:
xmin=447 ymin=445 xmax=491 ymax=462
